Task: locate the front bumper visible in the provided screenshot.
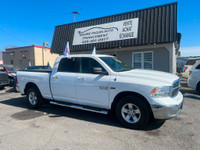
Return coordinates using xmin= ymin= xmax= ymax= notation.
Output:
xmin=151 ymin=92 xmax=184 ymax=120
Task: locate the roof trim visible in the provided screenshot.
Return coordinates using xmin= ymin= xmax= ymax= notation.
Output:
xmin=56 ymin=2 xmax=177 ymax=27
xmin=5 ymin=44 xmax=51 ymax=51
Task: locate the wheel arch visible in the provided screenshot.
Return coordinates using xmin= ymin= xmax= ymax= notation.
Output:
xmin=111 ymin=91 xmax=153 ymax=117
xmin=24 ymin=82 xmax=42 ymax=97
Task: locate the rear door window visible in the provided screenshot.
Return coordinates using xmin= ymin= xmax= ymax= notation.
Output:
xmin=58 ymin=57 xmax=79 ymax=72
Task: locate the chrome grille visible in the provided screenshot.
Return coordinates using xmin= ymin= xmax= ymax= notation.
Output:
xmin=171 ymin=79 xmax=180 ymax=97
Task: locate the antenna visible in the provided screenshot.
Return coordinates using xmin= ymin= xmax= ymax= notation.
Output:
xmin=72 ymin=11 xmax=80 ymax=22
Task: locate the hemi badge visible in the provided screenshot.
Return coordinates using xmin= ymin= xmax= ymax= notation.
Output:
xmin=110 ymin=87 xmax=116 ymax=90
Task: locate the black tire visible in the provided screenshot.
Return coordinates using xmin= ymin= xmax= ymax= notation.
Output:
xmin=0 ymin=85 xmax=5 ymax=90
xmin=26 ymin=87 xmax=43 ymax=108
xmin=115 ymin=95 xmax=150 ymax=129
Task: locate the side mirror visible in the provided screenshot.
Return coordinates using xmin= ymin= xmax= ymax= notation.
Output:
xmin=92 ymin=67 xmax=103 ymax=74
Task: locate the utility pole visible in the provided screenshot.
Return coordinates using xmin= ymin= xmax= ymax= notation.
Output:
xmin=72 ymin=11 xmax=79 ymax=22
xmin=42 ymin=42 xmax=49 ymax=66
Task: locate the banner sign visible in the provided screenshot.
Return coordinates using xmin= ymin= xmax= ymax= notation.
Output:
xmin=72 ymin=18 xmax=139 ymax=45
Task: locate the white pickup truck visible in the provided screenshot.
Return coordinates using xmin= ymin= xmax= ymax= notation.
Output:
xmin=17 ymin=54 xmax=183 ymax=129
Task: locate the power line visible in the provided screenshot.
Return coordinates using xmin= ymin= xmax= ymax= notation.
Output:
xmin=0 ymin=28 xmax=29 ymax=45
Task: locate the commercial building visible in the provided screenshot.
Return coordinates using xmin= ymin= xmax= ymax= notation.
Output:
xmin=3 ymin=45 xmax=58 ymax=69
xmin=51 ymin=2 xmax=181 ymax=73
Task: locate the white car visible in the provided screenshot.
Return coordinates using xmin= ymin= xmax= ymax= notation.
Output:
xmin=182 ymin=58 xmax=200 ymax=78
xmin=17 ymin=54 xmax=183 ymax=129
xmin=187 ymin=60 xmax=200 ymax=92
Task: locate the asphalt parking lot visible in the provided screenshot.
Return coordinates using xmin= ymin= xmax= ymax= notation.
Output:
xmin=0 ymin=79 xmax=200 ymax=150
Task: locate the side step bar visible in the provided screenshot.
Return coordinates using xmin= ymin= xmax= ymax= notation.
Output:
xmin=50 ymin=101 xmax=108 ymax=115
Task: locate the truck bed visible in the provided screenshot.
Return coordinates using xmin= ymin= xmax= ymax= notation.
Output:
xmin=17 ymin=70 xmax=52 ymax=99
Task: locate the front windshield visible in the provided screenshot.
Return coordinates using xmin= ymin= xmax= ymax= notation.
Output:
xmin=100 ymin=57 xmax=132 ymax=72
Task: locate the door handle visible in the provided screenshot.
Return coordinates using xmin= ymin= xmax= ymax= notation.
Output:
xmin=53 ymin=76 xmax=59 ymax=79
xmin=77 ymin=77 xmax=85 ymax=81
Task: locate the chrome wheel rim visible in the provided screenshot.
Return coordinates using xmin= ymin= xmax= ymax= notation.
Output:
xmin=28 ymin=92 xmax=37 ymax=105
xmin=121 ymin=103 xmax=141 ymax=124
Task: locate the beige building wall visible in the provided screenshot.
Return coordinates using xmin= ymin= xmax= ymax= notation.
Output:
xmin=34 ymin=47 xmax=58 ymax=67
xmin=3 ymin=45 xmax=58 ymax=70
xmin=3 ymin=47 xmax=35 ymax=69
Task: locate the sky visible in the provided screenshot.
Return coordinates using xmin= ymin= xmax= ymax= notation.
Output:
xmin=0 ymin=0 xmax=200 ymax=57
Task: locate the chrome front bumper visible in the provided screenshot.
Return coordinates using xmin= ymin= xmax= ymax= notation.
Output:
xmin=151 ymin=96 xmax=184 ymax=120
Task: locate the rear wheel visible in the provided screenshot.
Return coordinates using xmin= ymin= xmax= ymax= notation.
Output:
xmin=26 ymin=87 xmax=43 ymax=108
xmin=115 ymin=96 xmax=150 ymax=129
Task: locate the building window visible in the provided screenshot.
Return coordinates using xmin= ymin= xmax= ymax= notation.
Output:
xmin=11 ymin=60 xmax=13 ymax=65
xmin=132 ymin=52 xmax=153 ymax=69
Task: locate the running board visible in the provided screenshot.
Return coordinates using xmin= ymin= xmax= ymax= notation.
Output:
xmin=50 ymin=101 xmax=108 ymax=114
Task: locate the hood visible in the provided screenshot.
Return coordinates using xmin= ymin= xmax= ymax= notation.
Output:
xmin=118 ymin=69 xmax=179 ymax=86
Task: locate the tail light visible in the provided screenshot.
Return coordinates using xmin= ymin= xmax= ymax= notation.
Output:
xmin=189 ymin=71 xmax=192 ymax=75
xmin=5 ymin=67 xmax=8 ymax=73
xmin=183 ymin=66 xmax=188 ymax=72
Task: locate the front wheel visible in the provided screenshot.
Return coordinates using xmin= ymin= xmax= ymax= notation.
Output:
xmin=115 ymin=96 xmax=150 ymax=129
xmin=0 ymin=85 xmax=5 ymax=90
xmin=26 ymin=87 xmax=43 ymax=108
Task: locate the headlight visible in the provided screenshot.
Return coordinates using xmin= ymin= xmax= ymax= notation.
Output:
xmin=150 ymin=86 xmax=171 ymax=97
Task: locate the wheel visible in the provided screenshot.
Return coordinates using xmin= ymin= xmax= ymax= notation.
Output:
xmin=26 ymin=87 xmax=43 ymax=108
xmin=0 ymin=85 xmax=5 ymax=90
xmin=115 ymin=95 xmax=150 ymax=129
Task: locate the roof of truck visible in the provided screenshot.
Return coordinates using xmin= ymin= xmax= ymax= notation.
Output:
xmin=58 ymin=54 xmax=114 ymax=58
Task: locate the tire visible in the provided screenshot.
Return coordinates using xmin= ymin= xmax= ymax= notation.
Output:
xmin=0 ymin=85 xmax=5 ymax=90
xmin=26 ymin=87 xmax=43 ymax=108
xmin=115 ymin=95 xmax=150 ymax=129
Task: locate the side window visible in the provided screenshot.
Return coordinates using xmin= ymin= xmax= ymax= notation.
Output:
xmin=80 ymin=58 xmax=106 ymax=74
xmin=58 ymin=58 xmax=79 ymax=72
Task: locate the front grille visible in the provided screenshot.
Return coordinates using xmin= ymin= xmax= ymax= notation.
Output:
xmin=171 ymin=79 xmax=180 ymax=97
xmin=0 ymin=73 xmax=9 ymax=82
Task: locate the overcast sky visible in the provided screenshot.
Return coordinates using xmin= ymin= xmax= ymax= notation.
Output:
xmin=0 ymin=0 xmax=199 ymax=57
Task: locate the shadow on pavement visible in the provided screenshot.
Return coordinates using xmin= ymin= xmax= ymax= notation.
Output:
xmin=0 ymin=96 xmax=164 ymax=131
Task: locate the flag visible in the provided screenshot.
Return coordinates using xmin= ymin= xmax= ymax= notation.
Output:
xmin=92 ymin=46 xmax=96 ymax=55
xmin=64 ymin=42 xmax=70 ymax=58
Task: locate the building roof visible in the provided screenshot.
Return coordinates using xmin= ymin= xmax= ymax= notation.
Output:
xmin=5 ymin=44 xmax=51 ymax=51
xmin=51 ymin=2 xmax=178 ymax=54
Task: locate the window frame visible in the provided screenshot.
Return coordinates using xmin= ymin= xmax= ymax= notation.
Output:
xmin=57 ymin=57 xmax=109 ymax=75
xmin=132 ymin=51 xmax=153 ymax=69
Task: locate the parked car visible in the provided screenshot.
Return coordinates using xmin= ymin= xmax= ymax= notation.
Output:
xmin=17 ymin=54 xmax=183 ymax=129
xmin=182 ymin=58 xmax=200 ymax=78
xmin=25 ymin=65 xmax=52 ymax=71
xmin=187 ymin=60 xmax=200 ymax=92
xmin=0 ymin=71 xmax=9 ymax=90
xmin=0 ymin=65 xmax=19 ymax=84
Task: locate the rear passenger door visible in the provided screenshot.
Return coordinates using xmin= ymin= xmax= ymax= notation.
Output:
xmin=51 ymin=57 xmax=79 ymax=102
xmin=76 ymin=57 xmax=110 ymax=108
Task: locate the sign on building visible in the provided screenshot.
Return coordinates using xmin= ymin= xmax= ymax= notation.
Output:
xmin=73 ymin=18 xmax=139 ymax=45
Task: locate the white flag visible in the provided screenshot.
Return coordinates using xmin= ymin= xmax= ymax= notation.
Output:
xmin=92 ymin=46 xmax=96 ymax=55
xmin=64 ymin=42 xmax=70 ymax=58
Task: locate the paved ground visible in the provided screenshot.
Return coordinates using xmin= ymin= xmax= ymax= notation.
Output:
xmin=0 ymin=80 xmax=200 ymax=150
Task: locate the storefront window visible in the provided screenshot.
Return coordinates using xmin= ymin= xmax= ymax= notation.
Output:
xmin=132 ymin=52 xmax=153 ymax=69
